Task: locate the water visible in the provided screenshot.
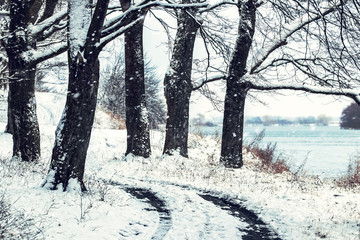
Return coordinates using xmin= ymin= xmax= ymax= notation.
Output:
xmin=192 ymin=125 xmax=360 ymax=178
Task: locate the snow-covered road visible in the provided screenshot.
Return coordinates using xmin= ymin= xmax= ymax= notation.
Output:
xmin=106 ymin=179 xmax=280 ymax=240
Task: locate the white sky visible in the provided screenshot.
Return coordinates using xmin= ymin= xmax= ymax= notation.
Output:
xmin=187 ymin=89 xmax=352 ymax=121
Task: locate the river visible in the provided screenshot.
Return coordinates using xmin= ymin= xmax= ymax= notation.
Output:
xmin=192 ymin=125 xmax=360 ymax=178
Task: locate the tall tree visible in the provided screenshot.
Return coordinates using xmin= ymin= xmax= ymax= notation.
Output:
xmin=219 ymin=0 xmax=360 ymax=167
xmin=2 ymin=0 xmax=66 ymax=161
xmin=220 ymin=0 xmax=255 ymax=168
xmin=42 ymin=0 xmax=153 ymax=191
xmin=120 ymin=0 xmax=151 ymax=157
xmin=43 ymin=0 xmax=110 ymax=191
xmin=163 ymin=0 xmax=200 ymax=157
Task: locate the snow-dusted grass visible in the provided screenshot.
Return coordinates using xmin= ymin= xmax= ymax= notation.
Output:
xmin=0 ymin=91 xmax=359 ymax=239
xmin=336 ymin=158 xmax=360 ymax=190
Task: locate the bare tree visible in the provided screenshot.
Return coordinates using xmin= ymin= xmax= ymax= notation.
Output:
xmin=43 ymin=0 xmax=183 ymax=191
xmin=43 ymin=0 xmax=111 ymax=191
xmin=163 ymin=0 xmax=201 ymax=157
xmin=1 ymin=0 xmax=67 ymax=162
xmin=120 ymin=0 xmax=151 ymax=157
xmin=219 ymin=0 xmax=360 ymax=167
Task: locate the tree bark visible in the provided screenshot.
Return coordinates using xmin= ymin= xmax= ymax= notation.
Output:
xmin=163 ymin=3 xmax=200 ymax=157
xmin=221 ymin=81 xmax=249 ymax=168
xmin=220 ymin=0 xmax=256 ymax=168
xmin=4 ymin=0 xmax=41 ymax=161
xmin=121 ymin=0 xmax=151 ymax=157
xmin=43 ymin=0 xmax=109 ymax=191
xmin=46 ymin=58 xmax=100 ymax=191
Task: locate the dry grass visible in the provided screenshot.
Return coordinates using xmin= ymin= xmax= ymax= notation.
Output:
xmin=336 ymin=158 xmax=360 ymax=189
xmin=95 ymin=107 xmax=126 ymax=130
xmin=245 ymin=129 xmax=290 ymax=174
xmin=0 ymin=194 xmax=43 ymax=240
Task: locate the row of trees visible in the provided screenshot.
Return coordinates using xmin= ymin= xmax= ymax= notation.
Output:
xmin=1 ymin=0 xmax=360 ymax=191
xmin=246 ymin=115 xmax=333 ymax=126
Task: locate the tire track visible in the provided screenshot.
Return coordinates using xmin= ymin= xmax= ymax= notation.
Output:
xmin=107 ymin=181 xmax=172 ymax=240
xmin=105 ymin=179 xmax=281 ymax=239
xmin=124 ymin=187 xmax=172 ymax=240
xmin=198 ymin=193 xmax=281 ymax=240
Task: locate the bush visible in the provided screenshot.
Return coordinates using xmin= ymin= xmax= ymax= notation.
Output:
xmin=337 ymin=158 xmax=360 ymax=189
xmin=245 ymin=129 xmax=290 ymax=174
xmin=0 ymin=195 xmax=43 ymax=240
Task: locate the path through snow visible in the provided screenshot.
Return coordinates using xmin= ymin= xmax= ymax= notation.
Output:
xmin=106 ymin=179 xmax=280 ymax=239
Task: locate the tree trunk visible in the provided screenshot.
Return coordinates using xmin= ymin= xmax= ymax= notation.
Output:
xmin=220 ymin=81 xmax=249 ymax=168
xmin=44 ymin=58 xmax=99 ymax=191
xmin=7 ymin=59 xmax=40 ymax=162
xmin=163 ymin=3 xmax=200 ymax=157
xmin=5 ymin=92 xmax=13 ymax=134
xmin=220 ymin=0 xmax=256 ymax=167
xmin=123 ymin=14 xmax=151 ymax=157
xmin=4 ymin=0 xmax=41 ymax=161
xmin=42 ymin=0 xmax=109 ymax=191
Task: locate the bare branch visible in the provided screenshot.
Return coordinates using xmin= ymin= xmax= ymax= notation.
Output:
xmin=192 ymin=74 xmax=226 ymax=91
xmin=250 ymin=1 xmax=344 ymax=74
xmin=28 ymin=9 xmax=67 ymax=38
xmin=248 ymin=81 xmax=360 ymax=104
xmin=22 ymin=42 xmax=67 ymax=65
xmin=0 ymin=10 xmax=8 ymax=17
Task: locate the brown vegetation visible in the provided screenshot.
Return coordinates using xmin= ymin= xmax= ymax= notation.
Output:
xmin=245 ymin=129 xmax=290 ymax=174
xmin=337 ymin=159 xmax=360 ymax=189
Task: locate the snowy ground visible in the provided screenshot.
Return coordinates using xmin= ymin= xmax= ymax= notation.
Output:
xmin=0 ymin=91 xmax=359 ymax=240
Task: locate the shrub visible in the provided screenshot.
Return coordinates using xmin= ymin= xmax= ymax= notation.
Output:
xmin=337 ymin=158 xmax=360 ymax=189
xmin=0 ymin=195 xmax=43 ymax=240
xmin=245 ymin=129 xmax=290 ymax=174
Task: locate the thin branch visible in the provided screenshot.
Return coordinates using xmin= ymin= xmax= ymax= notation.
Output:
xmin=248 ymin=81 xmax=360 ymax=104
xmin=98 ymin=17 xmax=144 ymax=50
xmin=250 ymin=0 xmax=344 ymax=74
xmin=192 ymin=74 xmax=226 ymax=90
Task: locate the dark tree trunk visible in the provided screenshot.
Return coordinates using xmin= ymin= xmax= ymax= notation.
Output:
xmin=5 ymin=92 xmax=13 ymax=134
xmin=7 ymin=58 xmax=40 ymax=161
xmin=220 ymin=0 xmax=256 ymax=168
xmin=163 ymin=3 xmax=200 ymax=157
xmin=4 ymin=0 xmax=41 ymax=161
xmin=45 ymin=58 xmax=100 ymax=191
xmin=221 ymin=82 xmax=249 ymax=168
xmin=42 ymin=0 xmax=109 ymax=191
xmin=121 ymin=0 xmax=151 ymax=157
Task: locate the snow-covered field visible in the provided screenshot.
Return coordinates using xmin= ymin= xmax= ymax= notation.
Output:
xmin=0 ymin=91 xmax=359 ymax=240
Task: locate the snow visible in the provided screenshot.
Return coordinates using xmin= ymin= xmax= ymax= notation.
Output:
xmin=0 ymin=90 xmax=359 ymax=239
xmin=68 ymin=0 xmax=92 ymax=60
xmin=28 ymin=9 xmax=67 ymax=37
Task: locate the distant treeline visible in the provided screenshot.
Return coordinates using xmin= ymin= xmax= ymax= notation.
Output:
xmin=245 ymin=115 xmax=335 ymax=126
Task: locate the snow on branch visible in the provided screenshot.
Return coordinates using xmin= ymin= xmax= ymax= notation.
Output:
xmin=29 ymin=9 xmax=67 ymax=37
xmin=103 ymin=0 xmax=209 ymax=35
xmin=99 ymin=16 xmax=144 ymax=50
xmin=198 ymin=0 xmax=237 ymax=13
xmin=248 ymin=81 xmax=360 ymax=104
xmin=22 ymin=42 xmax=67 ymax=65
xmin=250 ymin=1 xmax=343 ymax=74
xmin=0 ymin=11 xmax=8 ymax=17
